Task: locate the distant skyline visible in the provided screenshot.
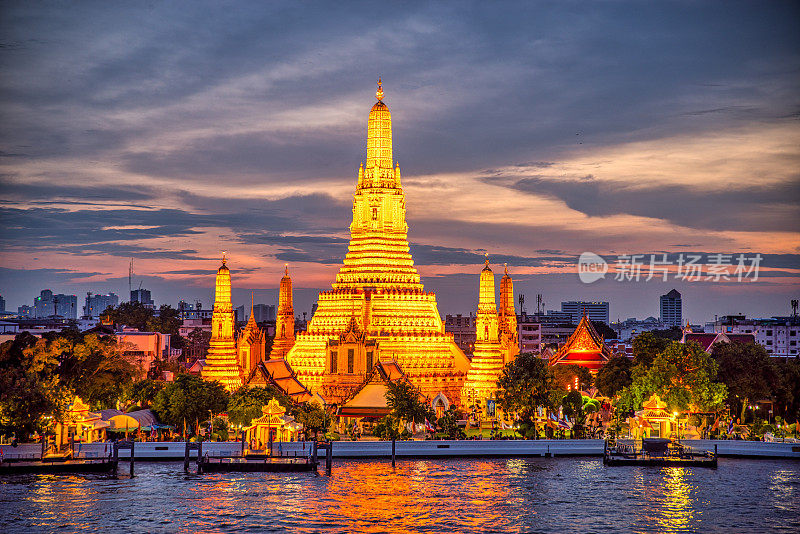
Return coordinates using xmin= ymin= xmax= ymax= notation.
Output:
xmin=1 ymin=1 xmax=798 ymax=322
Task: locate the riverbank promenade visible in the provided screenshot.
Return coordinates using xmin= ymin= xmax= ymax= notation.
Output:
xmin=2 ymin=439 xmax=798 ymax=461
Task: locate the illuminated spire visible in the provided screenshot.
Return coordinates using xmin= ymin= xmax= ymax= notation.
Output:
xmin=366 ymin=79 xmax=392 ymax=170
xmin=270 ymin=264 xmax=295 ymax=359
xmin=375 ymin=77 xmax=384 ymax=101
xmin=202 ymin=256 xmax=242 ymax=390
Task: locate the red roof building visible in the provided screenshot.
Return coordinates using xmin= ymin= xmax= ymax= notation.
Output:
xmin=548 ymin=315 xmax=612 ymax=372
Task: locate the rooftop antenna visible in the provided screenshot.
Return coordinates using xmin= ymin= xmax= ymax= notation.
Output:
xmin=536 ymin=293 xmax=544 ymax=315
xmin=518 ymin=294 xmax=526 ymax=315
xmin=792 ymin=299 xmax=798 ymax=318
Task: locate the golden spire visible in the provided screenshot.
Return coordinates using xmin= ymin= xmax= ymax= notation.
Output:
xmin=366 ymin=80 xmax=392 ymax=170
xmin=221 ymin=251 xmax=227 ymax=266
xmin=483 ymin=253 xmax=491 ymax=271
xmin=285 ymin=263 xmax=289 ymax=276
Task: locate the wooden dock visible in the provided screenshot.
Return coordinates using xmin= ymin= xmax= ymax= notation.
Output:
xmin=603 ymin=438 xmax=718 ymax=468
xmin=0 ymin=457 xmax=117 ymax=475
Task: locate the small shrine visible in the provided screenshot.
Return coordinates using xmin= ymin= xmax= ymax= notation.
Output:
xmin=55 ymin=397 xmax=110 ymax=445
xmin=245 ymin=398 xmax=301 ymax=446
xmin=632 ymin=393 xmax=676 ymax=438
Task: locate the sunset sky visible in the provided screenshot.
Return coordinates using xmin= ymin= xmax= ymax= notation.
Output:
xmin=1 ymin=1 xmax=798 ymax=323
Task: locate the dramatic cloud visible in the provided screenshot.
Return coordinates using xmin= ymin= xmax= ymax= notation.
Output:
xmin=0 ymin=1 xmax=798 ymax=320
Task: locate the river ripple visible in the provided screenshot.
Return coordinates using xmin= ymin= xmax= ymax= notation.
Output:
xmin=1 ymin=458 xmax=798 ymax=533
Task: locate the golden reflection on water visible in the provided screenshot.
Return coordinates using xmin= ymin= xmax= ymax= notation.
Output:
xmin=301 ymin=460 xmax=512 ymax=533
xmin=651 ymin=468 xmax=694 ymax=533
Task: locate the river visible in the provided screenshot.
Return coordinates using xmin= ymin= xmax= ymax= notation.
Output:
xmin=1 ymin=458 xmax=798 ymax=533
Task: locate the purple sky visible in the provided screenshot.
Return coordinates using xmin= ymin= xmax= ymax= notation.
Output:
xmin=1 ymin=1 xmax=798 ymax=323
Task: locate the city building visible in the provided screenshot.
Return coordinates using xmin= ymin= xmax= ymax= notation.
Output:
xmin=83 ymin=292 xmax=119 ymax=319
xmin=444 ymin=313 xmax=476 ymax=353
xmin=178 ymin=317 xmax=212 ymax=337
xmin=130 ymin=288 xmax=155 ymax=309
xmin=548 ymin=315 xmax=613 ymax=372
xmin=177 ymin=300 xmax=212 ymax=320
xmin=116 ymin=329 xmax=171 ymax=376
xmin=710 ymin=315 xmax=800 ymax=357
xmin=253 ymin=304 xmax=276 ymax=323
xmin=284 ymin=81 xmax=470 ymax=405
xmin=561 ymin=301 xmax=609 ymax=325
xmin=34 ymin=290 xmax=78 ymax=319
xmin=680 ymin=329 xmax=755 ymax=353
xmin=17 ymin=305 xmax=33 ymax=318
xmin=200 ymin=256 xmax=243 ymax=390
xmin=660 ymin=289 xmax=682 ymax=327
xmin=0 ymin=294 xmax=5 ymax=313
xmin=613 ymin=316 xmax=665 ymax=341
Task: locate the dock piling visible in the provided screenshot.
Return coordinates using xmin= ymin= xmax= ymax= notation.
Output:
xmin=392 ymin=438 xmax=396 ymax=467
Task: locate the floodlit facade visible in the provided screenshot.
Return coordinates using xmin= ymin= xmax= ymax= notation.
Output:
xmin=201 ymin=255 xmax=243 ymax=390
xmin=269 ymin=266 xmax=296 ymax=360
xmin=285 ymin=81 xmax=470 ymax=404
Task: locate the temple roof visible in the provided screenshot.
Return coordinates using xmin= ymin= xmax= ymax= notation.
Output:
xmin=245 ymin=358 xmax=312 ymax=403
xmin=549 ymin=314 xmax=612 ymax=371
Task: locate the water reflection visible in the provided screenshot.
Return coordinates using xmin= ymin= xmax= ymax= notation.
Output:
xmin=1 ymin=459 xmax=798 ymax=533
xmin=655 ymin=468 xmax=693 ymax=532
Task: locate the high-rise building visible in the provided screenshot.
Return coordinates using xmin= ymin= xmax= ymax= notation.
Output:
xmin=34 ymin=290 xmax=78 ymax=319
xmin=130 ymin=288 xmax=155 ymax=309
xmin=17 ymin=305 xmax=33 ymax=318
xmin=0 ymin=294 xmax=5 ymax=313
xmin=285 ymin=81 xmax=470 ymax=404
xmin=252 ymin=304 xmax=276 ymax=323
xmin=201 ymin=256 xmax=242 ymax=390
xmin=561 ymin=301 xmax=610 ymax=325
xmin=660 ymin=289 xmax=682 ymax=327
xmin=84 ymin=292 xmax=119 ymax=319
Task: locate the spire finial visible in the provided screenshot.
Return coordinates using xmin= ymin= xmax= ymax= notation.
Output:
xmin=221 ymin=251 xmax=227 ymax=265
xmin=376 ymin=77 xmax=384 ymax=101
xmin=284 ymin=263 xmax=289 ymax=276
xmin=504 ymin=263 xmax=508 ymax=275
xmin=484 ymin=252 xmax=489 ymax=267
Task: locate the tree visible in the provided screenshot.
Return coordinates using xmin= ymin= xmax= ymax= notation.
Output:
xmin=227 ymin=385 xmax=289 ymax=427
xmin=152 ymin=374 xmax=229 ymax=429
xmin=53 ymin=333 xmax=139 ymax=409
xmin=124 ymin=379 xmax=167 ymax=408
xmin=436 ymin=406 xmax=466 ymax=439
xmin=292 ymin=400 xmax=331 ymax=440
xmin=591 ymin=321 xmax=617 ymax=340
xmin=385 ymin=381 xmax=434 ymax=431
xmin=774 ymin=359 xmax=800 ymax=423
xmin=104 ymin=301 xmax=153 ymax=331
xmin=712 ymin=342 xmax=780 ymax=422
xmin=147 ymin=305 xmax=181 ymax=336
xmin=551 ymin=364 xmax=592 ymax=391
xmin=632 ymin=332 xmax=671 ymax=368
xmin=186 ymin=328 xmax=211 ymax=362
xmin=618 ymin=341 xmax=727 ymax=413
xmin=496 ymin=352 xmax=553 ymax=438
xmin=0 ymin=333 xmax=67 ymax=438
xmin=595 ymin=356 xmax=633 ymax=397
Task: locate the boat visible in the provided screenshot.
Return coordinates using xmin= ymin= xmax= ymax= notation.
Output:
xmin=603 ymin=437 xmax=718 ymax=467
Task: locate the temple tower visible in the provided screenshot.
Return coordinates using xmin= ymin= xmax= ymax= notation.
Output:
xmin=202 ymin=255 xmax=242 ymax=390
xmin=498 ymin=264 xmax=520 ymax=364
xmin=461 ymin=258 xmax=505 ymax=407
xmin=285 ymin=81 xmax=470 ymax=404
xmin=270 ymin=265 xmax=296 ymax=360
xmin=237 ymin=293 xmax=266 ymax=376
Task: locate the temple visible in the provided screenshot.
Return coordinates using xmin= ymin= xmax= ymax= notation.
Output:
xmin=548 ymin=314 xmax=612 ymax=372
xmin=269 ymin=265 xmax=295 ymax=360
xmin=461 ymin=259 xmax=520 ymax=406
xmin=285 ymin=80 xmax=470 ymax=404
xmin=237 ymin=294 xmax=266 ymax=377
xmin=201 ymin=255 xmax=243 ymax=390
